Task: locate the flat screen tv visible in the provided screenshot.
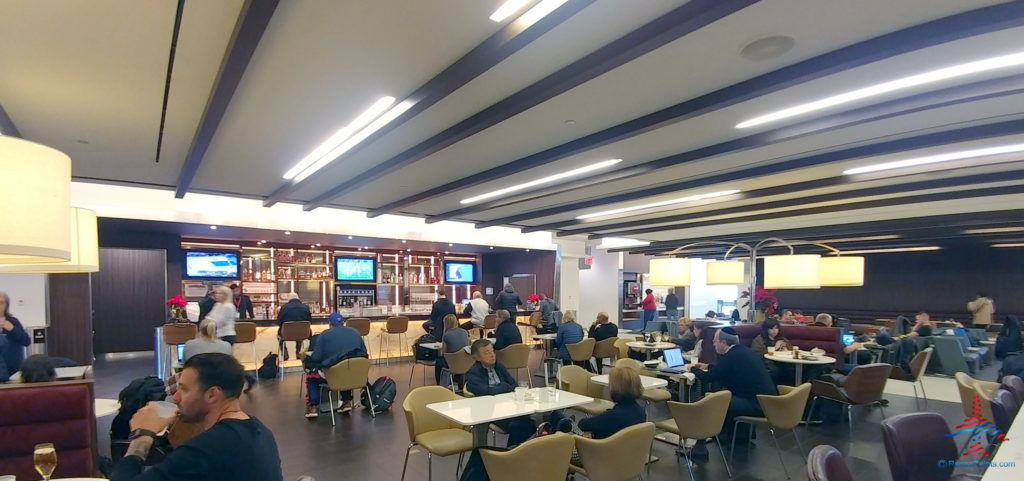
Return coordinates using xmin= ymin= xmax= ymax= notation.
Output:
xmin=335 ymin=256 xmax=376 ymax=282
xmin=184 ymin=250 xmax=240 ymax=280
xmin=443 ymin=261 xmax=476 ymax=284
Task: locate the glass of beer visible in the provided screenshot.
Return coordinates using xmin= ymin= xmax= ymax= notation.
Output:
xmin=33 ymin=442 xmax=57 ymax=480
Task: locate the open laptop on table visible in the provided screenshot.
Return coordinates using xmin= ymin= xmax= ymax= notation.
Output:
xmin=659 ymin=348 xmax=687 ymax=374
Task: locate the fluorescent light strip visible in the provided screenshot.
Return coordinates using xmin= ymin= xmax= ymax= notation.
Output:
xmin=838 ymin=246 xmax=941 ymax=254
xmin=518 ymin=0 xmax=567 ymax=26
xmin=992 ymin=243 xmax=1024 ymax=248
xmin=963 ymin=227 xmax=1024 ymax=235
xmin=599 ymin=237 xmax=651 ymax=248
xmin=460 ymin=159 xmax=622 ymax=204
xmin=575 ymin=189 xmax=741 ymax=220
xmin=737 ymin=51 xmax=1024 ymax=129
xmin=293 ymin=100 xmax=415 ymax=182
xmin=283 ymin=96 xmax=397 ymax=180
xmin=813 ymin=235 xmax=901 ymax=243
xmin=843 ymin=142 xmax=1024 ymax=175
xmin=490 ymin=0 xmax=531 ymax=22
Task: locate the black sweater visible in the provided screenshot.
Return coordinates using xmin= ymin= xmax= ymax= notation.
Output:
xmin=466 ymin=362 xmax=517 ymax=396
xmin=110 ymin=417 xmax=282 ymax=481
xmin=693 ymin=344 xmax=777 ymax=400
xmin=578 ymin=398 xmax=646 ymax=439
xmin=588 ymin=323 xmax=618 ymax=342
xmin=493 ymin=319 xmax=523 ymax=350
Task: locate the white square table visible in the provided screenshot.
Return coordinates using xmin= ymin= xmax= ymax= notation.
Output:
xmin=427 ymin=388 xmax=592 ymax=447
xmin=982 ymin=407 xmax=1023 ymax=480
xmin=590 ymin=373 xmax=668 ymax=390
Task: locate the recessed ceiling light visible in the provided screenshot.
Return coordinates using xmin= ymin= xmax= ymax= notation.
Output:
xmin=838 ymin=246 xmax=941 ymax=254
xmin=736 ymin=51 xmax=1024 ymax=129
xmin=576 ymin=189 xmax=741 ymax=219
xmin=284 ymin=231 xmax=291 ymax=235
xmin=401 ymin=240 xmax=407 ymax=243
xmin=526 ymin=249 xmax=531 ymax=252
xmin=565 ymin=119 xmax=576 ymax=125
xmin=284 ymin=97 xmax=415 ymax=182
xmin=740 ymin=36 xmax=795 ymax=62
xmin=991 ymin=243 xmax=1024 ymax=248
xmin=963 ymin=227 xmax=1024 ymax=235
xmin=461 ymin=159 xmax=622 ymax=204
xmin=209 ymin=225 xmax=217 ymax=230
xmin=444 ymin=251 xmax=449 ymax=254
xmin=448 ymin=243 xmax=453 ymax=247
xmin=260 ymin=240 xmax=266 ymax=243
xmin=316 ymin=243 xmax=321 ymax=247
xmin=519 ymin=0 xmax=567 ymax=26
xmin=406 ymin=248 xmax=411 ymax=252
xmin=364 ymin=246 xmax=369 ymax=249
xmin=347 ymin=236 xmax=353 ymax=240
xmin=310 ymin=245 xmax=316 ymax=248
xmin=489 ymin=0 xmax=530 ymax=22
xmin=489 ymin=246 xmax=494 ymax=250
xmin=843 ymin=142 xmax=1024 ymax=175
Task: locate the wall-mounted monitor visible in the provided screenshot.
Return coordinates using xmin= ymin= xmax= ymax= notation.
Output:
xmin=443 ymin=261 xmax=476 ymax=284
xmin=335 ymin=256 xmax=377 ymax=282
xmin=184 ymin=250 xmax=240 ymax=280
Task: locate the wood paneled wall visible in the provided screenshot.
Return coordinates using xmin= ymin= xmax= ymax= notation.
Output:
xmin=46 ymin=273 xmax=93 ymax=365
xmin=91 ymin=248 xmax=167 ymax=354
xmin=481 ymin=251 xmax=556 ymax=301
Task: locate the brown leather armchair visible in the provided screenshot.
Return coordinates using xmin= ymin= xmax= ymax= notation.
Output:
xmin=881 ymin=412 xmax=982 ymax=481
xmin=808 ymin=363 xmax=891 ymax=435
xmin=806 ymin=445 xmax=853 ymax=481
xmin=0 ymin=380 xmax=97 ymax=479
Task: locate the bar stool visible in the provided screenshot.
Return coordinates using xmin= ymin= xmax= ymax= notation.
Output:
xmin=478 ymin=314 xmax=498 ymax=339
xmin=162 ymin=323 xmax=198 ymax=378
xmin=517 ymin=311 xmax=543 ymax=345
xmin=279 ymin=321 xmax=312 ymax=396
xmin=379 ymin=316 xmax=410 ymax=366
xmin=233 ymin=322 xmax=258 ymax=371
xmin=345 ymin=318 xmax=372 ymax=361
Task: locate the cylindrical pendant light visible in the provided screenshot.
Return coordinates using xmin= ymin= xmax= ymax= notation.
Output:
xmin=649 ymin=257 xmax=691 ymax=286
xmin=0 ymin=137 xmax=72 ymax=263
xmin=819 ymin=256 xmax=864 ymax=287
xmin=0 ymin=208 xmax=99 ymax=273
xmin=763 ymin=254 xmax=821 ymax=289
xmin=706 ymin=260 xmax=745 ymax=285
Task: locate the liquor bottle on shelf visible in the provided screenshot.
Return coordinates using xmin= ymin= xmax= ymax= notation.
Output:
xmin=398 ymin=272 xmax=403 ymax=284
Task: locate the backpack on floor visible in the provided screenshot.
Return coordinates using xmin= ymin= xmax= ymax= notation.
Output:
xmin=361 ymin=376 xmax=396 ymax=414
xmin=257 ymin=352 xmax=279 ymax=379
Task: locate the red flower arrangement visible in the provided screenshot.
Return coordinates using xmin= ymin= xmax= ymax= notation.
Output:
xmin=526 ymin=294 xmax=541 ymax=303
xmin=165 ymin=295 xmax=187 ymax=307
xmin=740 ymin=287 xmax=779 ymax=315
xmin=166 ymin=295 xmax=188 ymax=322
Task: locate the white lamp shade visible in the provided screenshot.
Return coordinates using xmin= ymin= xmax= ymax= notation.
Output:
xmin=706 ymin=260 xmax=745 ymax=285
xmin=0 ymin=208 xmax=99 ymax=273
xmin=0 ymin=137 xmax=71 ymax=263
xmin=763 ymin=254 xmax=821 ymax=289
xmin=819 ymin=256 xmax=864 ymax=287
xmin=649 ymin=258 xmax=691 ymax=286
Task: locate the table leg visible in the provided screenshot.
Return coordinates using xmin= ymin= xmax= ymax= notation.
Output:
xmin=471 ymin=424 xmax=490 ymax=448
xmin=646 ymin=350 xmax=652 ymax=361
xmin=794 ymin=364 xmax=803 ymax=385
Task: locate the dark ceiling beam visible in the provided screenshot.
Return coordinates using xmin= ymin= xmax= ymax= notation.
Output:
xmin=557 ymin=168 xmax=1024 ymax=238
xmin=399 ymin=3 xmax=1024 ymax=222
xmin=472 ymin=118 xmax=1024 ymax=228
xmin=261 ymin=0 xmax=597 ymax=207
xmin=587 ymin=184 xmax=1024 ymax=239
xmin=303 ymin=0 xmax=760 ymax=211
xmin=0 ymin=101 xmax=21 ymax=138
xmin=174 ymin=0 xmax=280 ymax=198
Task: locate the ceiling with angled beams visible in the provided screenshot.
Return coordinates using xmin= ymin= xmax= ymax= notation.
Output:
xmin=3 ymin=0 xmax=1024 ymax=256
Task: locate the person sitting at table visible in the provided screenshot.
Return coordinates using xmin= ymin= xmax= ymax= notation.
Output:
xmin=0 ymin=290 xmax=32 ymax=383
xmin=750 ymin=319 xmax=796 ymax=385
xmin=780 ymin=310 xmax=796 ymax=324
xmin=183 ymin=319 xmax=232 ymax=362
xmin=465 ymin=339 xmax=536 ymax=447
xmin=704 ymin=310 xmax=718 ymax=319
xmin=303 ymin=312 xmax=367 ymax=419
xmin=810 ymin=313 xmax=833 ymax=327
xmin=671 ymin=319 xmax=700 ymax=353
xmin=461 ymin=291 xmax=491 ymax=331
xmin=588 ymin=312 xmax=617 ymax=342
xmin=436 ymin=314 xmax=471 ymax=387
xmin=554 ymin=310 xmax=585 ymax=367
xmin=111 ymin=353 xmax=282 ymax=481
xmin=577 ymin=366 xmax=646 ymax=439
xmin=691 ymin=327 xmax=777 ymax=448
xmin=492 ymin=309 xmax=522 ymax=350
xmin=18 ymin=354 xmax=56 ymax=383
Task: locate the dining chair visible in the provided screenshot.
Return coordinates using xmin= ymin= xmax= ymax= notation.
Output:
xmin=654 ymin=390 xmax=732 ymax=481
xmin=954 ymin=372 xmax=998 ymax=455
xmin=614 ymin=338 xmax=632 ymax=360
xmin=880 ymin=412 xmax=982 ymax=481
xmin=557 ymin=365 xmax=613 ymax=416
xmin=280 ymin=321 xmax=312 ymax=395
xmin=806 ymin=445 xmax=854 ymax=481
xmin=517 ymin=311 xmax=543 ymax=343
xmin=233 ymin=321 xmax=259 ymax=370
xmin=479 ymin=314 xmax=498 ymax=339
xmin=732 ymin=383 xmax=812 ymax=480
xmin=319 ymin=357 xmax=372 ymax=425
xmin=162 ymin=323 xmax=198 ymax=377
xmin=571 ymin=422 xmax=656 ymax=481
xmin=808 ymin=363 xmax=891 ymax=436
xmin=888 ymin=347 xmax=932 ymax=409
xmin=441 ymin=349 xmax=476 ymax=392
xmin=481 ymin=432 xmax=574 ymax=481
xmin=496 ymin=343 xmax=532 ymax=387
xmin=567 ymin=337 xmax=596 ymax=370
xmin=592 ymin=337 xmax=619 ymax=373
xmin=401 ymin=386 xmax=473 ymax=481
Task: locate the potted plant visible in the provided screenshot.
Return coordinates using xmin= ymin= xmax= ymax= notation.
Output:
xmin=740 ymin=287 xmax=778 ymax=323
xmin=165 ymin=295 xmax=188 ymax=323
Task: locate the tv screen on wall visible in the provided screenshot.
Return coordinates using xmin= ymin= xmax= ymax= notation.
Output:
xmin=184 ymin=250 xmax=240 ymax=280
xmin=335 ymin=256 xmax=376 ymax=282
xmin=443 ymin=261 xmax=475 ymax=284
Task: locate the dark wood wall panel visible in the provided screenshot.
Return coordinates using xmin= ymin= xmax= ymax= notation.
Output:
xmin=778 ymin=246 xmax=1024 ymax=319
xmin=481 ymin=251 xmax=556 ymax=301
xmin=98 ymin=223 xmax=183 ymax=296
xmin=47 ymin=273 xmax=93 ymax=365
xmin=91 ymin=248 xmax=167 ymax=354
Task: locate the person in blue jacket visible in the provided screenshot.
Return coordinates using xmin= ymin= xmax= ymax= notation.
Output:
xmin=0 ymin=291 xmax=32 ymax=382
xmin=554 ymin=310 xmax=584 ymax=366
xmin=492 ymin=309 xmax=522 ymax=350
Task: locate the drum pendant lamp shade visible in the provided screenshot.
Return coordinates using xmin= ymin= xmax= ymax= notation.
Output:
xmin=819 ymin=256 xmax=864 ymax=287
xmin=0 ymin=208 xmax=98 ymax=273
xmin=762 ymin=254 xmax=821 ymax=289
xmin=706 ymin=260 xmax=745 ymax=285
xmin=0 ymin=137 xmax=72 ymax=263
xmin=649 ymin=258 xmax=691 ymax=286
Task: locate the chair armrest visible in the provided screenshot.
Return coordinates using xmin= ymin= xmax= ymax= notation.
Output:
xmin=811 ymin=379 xmax=848 ymax=402
xmin=976 ymin=380 xmax=1000 ymax=396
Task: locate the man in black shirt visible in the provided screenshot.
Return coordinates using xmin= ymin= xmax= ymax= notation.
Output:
xmin=277 ymin=292 xmax=312 ymax=360
xmin=424 ymin=288 xmax=455 ymax=337
xmin=111 ymin=353 xmax=283 ymax=481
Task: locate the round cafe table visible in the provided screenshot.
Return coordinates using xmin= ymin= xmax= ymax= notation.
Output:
xmin=626 ymin=341 xmax=676 ymax=360
xmin=764 ymin=351 xmax=836 ymax=384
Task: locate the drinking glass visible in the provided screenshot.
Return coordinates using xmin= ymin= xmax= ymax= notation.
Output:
xmin=33 ymin=443 xmax=57 ymax=481
xmin=514 ymin=387 xmax=526 ymax=403
xmin=767 ymin=346 xmax=776 ymax=354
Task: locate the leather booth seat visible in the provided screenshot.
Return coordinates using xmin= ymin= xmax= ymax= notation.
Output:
xmin=732 ymin=324 xmax=842 ymax=366
xmin=0 ymin=380 xmax=97 ymax=479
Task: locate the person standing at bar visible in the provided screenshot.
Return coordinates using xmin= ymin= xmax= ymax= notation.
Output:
xmin=664 ymin=288 xmax=680 ymax=323
xmin=0 ymin=291 xmax=31 ymax=382
xmin=230 ymin=284 xmax=254 ymax=320
xmin=276 ymin=292 xmax=312 ymax=360
xmin=641 ymin=289 xmax=657 ymax=332
xmin=424 ymin=288 xmax=455 ymax=338
xmin=494 ymin=283 xmax=524 ymax=325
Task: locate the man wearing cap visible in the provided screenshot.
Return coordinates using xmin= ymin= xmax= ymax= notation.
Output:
xmin=691 ymin=326 xmax=777 ymax=447
xmin=230 ymin=284 xmax=254 ymax=320
xmin=301 ymin=313 xmax=367 ymax=419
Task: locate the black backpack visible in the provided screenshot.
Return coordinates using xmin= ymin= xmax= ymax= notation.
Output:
xmin=414 ymin=334 xmax=439 ymax=362
xmin=109 ymin=376 xmax=171 ymax=462
xmin=361 ymin=376 xmax=396 ymax=414
xmin=257 ymin=352 xmax=279 ymax=379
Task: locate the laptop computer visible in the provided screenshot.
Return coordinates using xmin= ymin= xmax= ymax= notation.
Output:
xmin=660 ymin=348 xmax=687 ymax=374
xmin=842 ymin=333 xmax=856 ymax=346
